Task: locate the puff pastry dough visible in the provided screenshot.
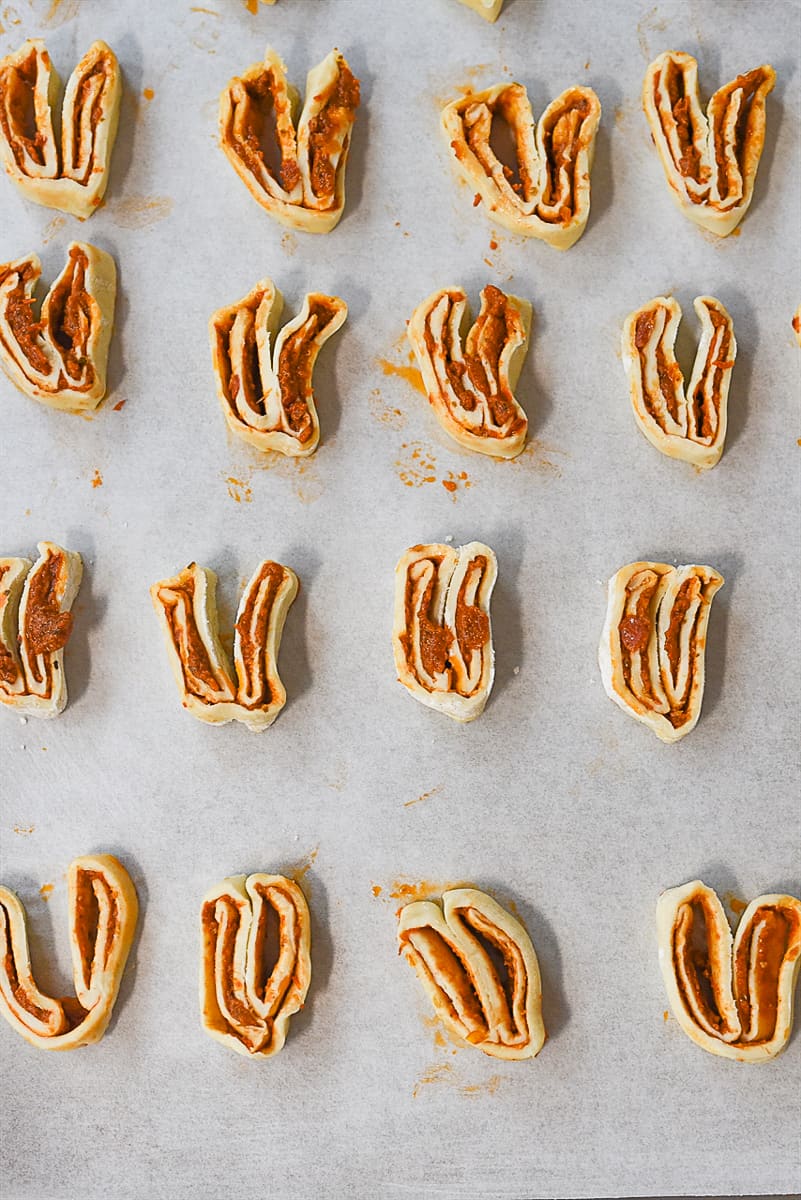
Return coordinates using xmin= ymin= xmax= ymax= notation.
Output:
xmin=657 ymin=881 xmax=801 ymax=1062
xmin=393 ymin=542 xmax=496 ymax=723
xmin=0 ymin=242 xmax=116 ymax=413
xmin=219 ymin=46 xmax=360 ymax=233
xmin=599 ymin=561 xmax=723 ymax=743
xmin=151 ymin=559 xmax=298 ymax=731
xmin=442 ymin=80 xmax=601 ymax=248
xmin=210 ymin=278 xmax=346 ymax=457
xmin=407 ymin=285 xmax=530 ymax=459
xmin=0 ymin=855 xmax=138 ymax=1051
xmin=0 ymin=542 xmax=82 ymax=718
xmin=398 ymin=888 xmax=545 ymax=1060
xmin=0 ymin=40 xmax=121 ymax=219
xmin=456 ymin=0 xmax=504 ymax=21
xmin=200 ymin=873 xmax=311 ymax=1058
xmin=643 ymin=52 xmax=775 ymax=237
xmin=622 ymin=295 xmax=736 ymax=469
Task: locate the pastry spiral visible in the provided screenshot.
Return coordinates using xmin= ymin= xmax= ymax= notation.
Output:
xmin=407 ymin=285 xmax=530 ymax=459
xmin=456 ymin=0 xmax=504 ymax=20
xmin=150 ymin=559 xmax=298 ymax=731
xmin=622 ymin=295 xmax=736 ymax=469
xmin=210 ymin=278 xmax=347 ymax=457
xmin=643 ymin=52 xmax=775 ymax=237
xmin=599 ymin=561 xmax=723 ymax=743
xmin=442 ymin=80 xmax=601 ymax=248
xmin=393 ymin=542 xmax=496 ymax=723
xmin=200 ymin=873 xmax=311 ymax=1058
xmin=398 ymin=888 xmax=545 ymax=1060
xmin=0 ymin=542 xmax=82 ymax=718
xmin=657 ymin=881 xmax=801 ymax=1061
xmin=0 ymin=855 xmax=138 ymax=1051
xmin=0 ymin=39 xmax=121 ymax=219
xmin=0 ymin=242 xmax=116 ymax=413
xmin=219 ymin=46 xmax=360 ymax=233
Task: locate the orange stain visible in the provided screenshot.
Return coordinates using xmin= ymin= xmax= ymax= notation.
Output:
xmin=723 ymin=892 xmax=748 ymax=916
xmin=226 ymin=475 xmax=252 ymax=503
xmin=289 ymin=847 xmax=318 ymax=885
xmin=91 ymin=469 xmax=103 ymax=488
xmin=412 ymin=1062 xmax=453 ymax=1097
xmin=108 ymin=195 xmax=173 ymax=229
xmin=461 ymin=1075 xmax=501 ymax=1097
xmin=13 ymin=825 xmax=34 ymax=836
xmin=371 ymin=884 xmax=382 ymax=898
xmin=113 ymin=399 xmax=127 ymax=411
xmin=489 ymin=238 xmax=498 ymax=251
xmin=39 ymin=883 xmax=54 ymax=901
xmin=368 ymin=389 xmax=405 ymax=429
xmin=377 ymin=357 xmax=426 ymax=396
xmin=41 ymin=215 xmax=66 ymax=244
xmin=404 ymin=785 xmax=442 ymax=809
xmin=244 ymin=0 xmax=258 ymax=11
xmin=143 ymin=87 xmax=154 ymax=101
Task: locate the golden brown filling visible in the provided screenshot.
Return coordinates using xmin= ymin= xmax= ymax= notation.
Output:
xmin=426 ymin=288 xmax=525 ymax=437
xmin=203 ymin=898 xmax=261 ymax=1041
xmin=619 ymin=574 xmax=659 ymax=697
xmin=402 ymin=926 xmax=488 ymax=1037
xmin=234 ymin=562 xmax=285 ymax=704
xmin=73 ymin=869 xmax=117 ymax=981
xmin=1 ymin=907 xmax=54 ymax=1024
xmin=1 ymin=261 xmax=50 ymax=374
xmin=160 ymin=578 xmax=225 ymax=699
xmin=455 ymin=557 xmax=490 ymax=658
xmin=306 ymin=61 xmax=360 ymax=202
xmin=662 ymin=577 xmax=699 ymax=679
xmin=47 ymin=247 xmax=93 ymax=383
xmin=634 ymin=308 xmax=683 ymax=426
xmin=539 ymin=92 xmax=591 ymax=223
xmin=675 ymin=899 xmax=800 ymax=1044
xmin=233 ymin=69 xmax=301 ymax=193
xmin=23 ymin=551 xmax=72 ymax=690
xmin=691 ymin=308 xmax=733 ymax=439
xmin=276 ymin=298 xmax=340 ymax=439
xmin=711 ymin=68 xmax=771 ymax=199
xmin=69 ymin=55 xmax=114 ymax=184
xmin=0 ymin=50 xmax=47 ymax=168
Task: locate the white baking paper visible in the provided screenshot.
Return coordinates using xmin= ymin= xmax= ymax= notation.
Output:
xmin=1 ymin=0 xmax=799 ymax=1197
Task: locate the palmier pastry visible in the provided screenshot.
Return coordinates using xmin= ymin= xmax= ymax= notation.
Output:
xmin=0 ymin=242 xmax=116 ymax=413
xmin=657 ymin=881 xmax=801 ymax=1061
xmin=622 ymin=295 xmax=735 ymax=469
xmin=398 ymin=888 xmax=545 ymax=1060
xmin=0 ymin=855 xmax=138 ymax=1051
xmin=0 ymin=542 xmax=82 ymax=718
xmin=150 ymin=558 xmax=298 ymax=731
xmin=0 ymin=40 xmax=121 ymax=219
xmin=456 ymin=0 xmax=504 ymax=21
xmin=200 ymin=873 xmax=311 ymax=1058
xmin=393 ymin=542 xmax=496 ymax=723
xmin=219 ymin=46 xmax=360 ymax=233
xmin=599 ymin=561 xmax=723 ymax=743
xmin=643 ymin=52 xmax=775 ymax=237
xmin=407 ymin=285 xmax=530 ymax=459
xmin=442 ymin=79 xmax=601 ymax=248
xmin=210 ymin=278 xmax=347 ymax=457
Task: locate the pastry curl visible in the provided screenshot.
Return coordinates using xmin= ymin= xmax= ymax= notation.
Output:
xmin=456 ymin=0 xmax=504 ymax=21
xmin=0 ymin=542 xmax=82 ymax=718
xmin=643 ymin=52 xmax=775 ymax=237
xmin=219 ymin=46 xmax=360 ymax=233
xmin=657 ymin=881 xmax=801 ymax=1062
xmin=599 ymin=561 xmax=723 ymax=743
xmin=398 ymin=888 xmax=545 ymax=1060
xmin=407 ymin=284 xmax=530 ymax=459
xmin=622 ymin=295 xmax=736 ymax=469
xmin=0 ymin=855 xmax=138 ymax=1051
xmin=210 ymin=278 xmax=346 ymax=457
xmin=393 ymin=542 xmax=496 ymax=723
xmin=150 ymin=558 xmax=298 ymax=731
xmin=442 ymin=80 xmax=601 ymax=248
xmin=0 ymin=39 xmax=121 ymax=219
xmin=200 ymin=872 xmax=311 ymax=1058
xmin=0 ymin=242 xmax=116 ymax=413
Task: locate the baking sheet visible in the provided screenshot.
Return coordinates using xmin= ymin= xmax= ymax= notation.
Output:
xmin=1 ymin=0 xmax=799 ymax=1197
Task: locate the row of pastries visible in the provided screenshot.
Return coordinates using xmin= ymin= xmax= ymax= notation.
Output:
xmin=1 ymin=538 xmax=723 ymax=745
xmin=1 ymin=852 xmax=799 ymax=1062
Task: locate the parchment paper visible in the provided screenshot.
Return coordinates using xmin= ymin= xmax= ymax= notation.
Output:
xmin=1 ymin=1 xmax=799 ymax=1197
